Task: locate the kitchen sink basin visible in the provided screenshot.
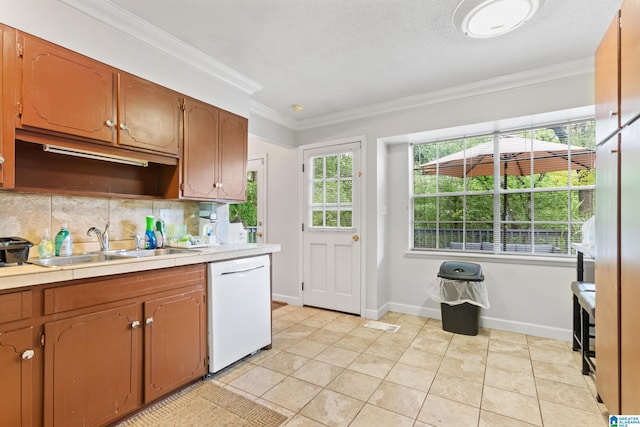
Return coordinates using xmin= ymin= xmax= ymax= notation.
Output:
xmin=113 ymin=248 xmax=196 ymax=257
xmin=29 ymin=248 xmax=197 ymax=267
xmin=30 ymin=253 xmax=132 ymax=267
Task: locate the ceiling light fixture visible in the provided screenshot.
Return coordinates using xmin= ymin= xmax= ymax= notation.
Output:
xmin=453 ymin=0 xmax=543 ymax=38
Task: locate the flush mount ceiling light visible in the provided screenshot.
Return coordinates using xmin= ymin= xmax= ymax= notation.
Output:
xmin=454 ymin=0 xmax=543 ymax=38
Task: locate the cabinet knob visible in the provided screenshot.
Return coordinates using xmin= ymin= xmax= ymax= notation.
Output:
xmin=609 ymin=110 xmax=618 ymax=118
xmin=0 ymin=155 xmax=4 ymax=164
xmin=131 ymin=320 xmax=141 ymax=329
xmin=119 ymin=123 xmax=128 ymax=131
xmin=610 ymin=148 xmax=619 ymax=155
xmin=145 ymin=317 xmax=154 ymax=325
xmin=21 ymin=350 xmax=34 ymax=360
xmin=105 ymin=119 xmax=115 ymax=128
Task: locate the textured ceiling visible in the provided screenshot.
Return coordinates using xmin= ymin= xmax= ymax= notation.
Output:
xmin=108 ymin=0 xmax=622 ymax=123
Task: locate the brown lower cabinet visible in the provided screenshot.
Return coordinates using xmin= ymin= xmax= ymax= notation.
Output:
xmin=0 ymin=263 xmax=207 ymax=427
xmin=0 ymin=325 xmax=34 ymax=427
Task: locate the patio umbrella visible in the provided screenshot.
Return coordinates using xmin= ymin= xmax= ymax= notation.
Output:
xmin=420 ymin=135 xmax=594 ymax=178
xmin=420 ymin=134 xmax=595 ymax=250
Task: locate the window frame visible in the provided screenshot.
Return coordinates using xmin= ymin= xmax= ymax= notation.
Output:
xmin=410 ymin=119 xmax=596 ymax=257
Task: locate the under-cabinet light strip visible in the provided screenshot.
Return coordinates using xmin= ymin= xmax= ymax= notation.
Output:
xmin=43 ymin=144 xmax=149 ymax=167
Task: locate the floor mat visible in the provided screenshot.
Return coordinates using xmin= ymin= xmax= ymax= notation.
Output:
xmin=116 ymin=380 xmax=288 ymax=427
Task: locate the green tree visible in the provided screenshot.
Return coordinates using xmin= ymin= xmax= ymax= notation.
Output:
xmin=229 ymin=172 xmax=257 ymax=226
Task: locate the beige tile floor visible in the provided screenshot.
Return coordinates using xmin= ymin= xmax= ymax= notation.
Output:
xmin=210 ymin=305 xmax=608 ymax=426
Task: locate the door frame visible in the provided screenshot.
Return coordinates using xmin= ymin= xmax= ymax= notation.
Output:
xmin=298 ymin=136 xmax=367 ymax=316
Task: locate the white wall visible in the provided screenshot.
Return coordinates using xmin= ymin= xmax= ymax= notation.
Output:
xmin=295 ymin=72 xmax=595 ymax=340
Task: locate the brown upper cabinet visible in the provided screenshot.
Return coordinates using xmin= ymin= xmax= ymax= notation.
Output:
xmin=117 ymin=73 xmax=182 ymax=156
xmin=180 ymin=97 xmax=247 ymax=201
xmin=18 ymin=32 xmax=117 ymax=144
xmin=0 ymin=24 xmax=16 ymax=189
xmin=17 ymin=32 xmax=181 ymax=157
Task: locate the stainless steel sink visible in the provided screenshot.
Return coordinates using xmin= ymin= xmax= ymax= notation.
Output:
xmin=30 ymin=248 xmax=196 ymax=267
xmin=30 ymin=253 xmax=132 ymax=267
xmin=111 ymin=248 xmax=196 ymax=257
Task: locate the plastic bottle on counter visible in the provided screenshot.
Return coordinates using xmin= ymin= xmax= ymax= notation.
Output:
xmin=54 ymin=223 xmax=73 ymax=256
xmin=144 ymin=216 xmax=157 ymax=249
xmin=155 ymin=219 xmax=166 ymax=249
xmin=37 ymin=228 xmax=54 ymax=258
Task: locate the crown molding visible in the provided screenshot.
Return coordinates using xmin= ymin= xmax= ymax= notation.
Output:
xmin=59 ymin=0 xmax=262 ymax=95
xmin=249 ymin=100 xmax=300 ymax=130
xmin=250 ymin=57 xmax=594 ymax=132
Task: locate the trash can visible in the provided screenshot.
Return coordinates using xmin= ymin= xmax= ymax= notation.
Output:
xmin=427 ymin=261 xmax=489 ymax=336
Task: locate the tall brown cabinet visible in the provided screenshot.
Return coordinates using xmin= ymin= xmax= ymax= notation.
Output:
xmin=595 ymin=0 xmax=640 ymax=415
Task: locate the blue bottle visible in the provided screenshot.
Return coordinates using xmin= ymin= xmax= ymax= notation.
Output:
xmin=144 ymin=216 xmax=157 ymax=249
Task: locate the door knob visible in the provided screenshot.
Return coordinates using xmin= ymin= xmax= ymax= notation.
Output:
xmin=352 ymin=234 xmax=359 ymax=242
xmin=257 ymin=232 xmax=263 ymax=237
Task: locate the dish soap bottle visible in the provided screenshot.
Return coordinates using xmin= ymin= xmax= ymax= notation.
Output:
xmin=54 ymin=223 xmax=73 ymax=256
xmin=38 ymin=228 xmax=54 ymax=258
xmin=144 ymin=216 xmax=157 ymax=249
xmin=155 ymin=219 xmax=166 ymax=249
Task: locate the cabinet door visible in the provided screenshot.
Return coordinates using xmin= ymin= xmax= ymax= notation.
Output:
xmin=182 ymin=98 xmax=219 ymax=199
xmin=144 ymin=289 xmax=207 ymax=402
xmin=621 ymin=0 xmax=640 ymax=126
xmin=19 ymin=33 xmax=116 ymax=143
xmin=595 ymin=10 xmax=620 ymax=143
xmin=0 ymin=24 xmax=16 ymax=188
xmin=117 ymin=73 xmax=181 ymax=156
xmin=44 ymin=304 xmax=141 ymax=427
xmin=0 ymin=326 xmax=33 ymax=427
xmin=620 ymin=123 xmax=640 ymax=414
xmin=595 ymin=135 xmax=620 ymax=413
xmin=217 ymin=110 xmax=248 ymax=201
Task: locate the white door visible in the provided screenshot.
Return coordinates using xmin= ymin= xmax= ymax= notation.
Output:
xmin=230 ymin=155 xmax=266 ymax=243
xmin=302 ymin=141 xmax=361 ymax=314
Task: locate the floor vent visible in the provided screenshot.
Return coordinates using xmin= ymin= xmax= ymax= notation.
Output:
xmin=363 ymin=320 xmax=400 ymax=333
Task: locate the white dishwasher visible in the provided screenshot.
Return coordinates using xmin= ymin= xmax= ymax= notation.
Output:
xmin=208 ymin=255 xmax=271 ymax=373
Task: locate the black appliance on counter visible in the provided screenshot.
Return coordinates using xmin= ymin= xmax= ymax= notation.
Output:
xmin=0 ymin=237 xmax=34 ymax=266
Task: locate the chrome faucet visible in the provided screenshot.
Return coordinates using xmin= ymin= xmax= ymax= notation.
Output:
xmin=130 ymin=233 xmax=144 ymax=250
xmin=87 ymin=222 xmax=110 ymax=251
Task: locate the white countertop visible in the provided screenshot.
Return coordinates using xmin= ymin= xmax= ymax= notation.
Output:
xmin=0 ymin=243 xmax=281 ymax=292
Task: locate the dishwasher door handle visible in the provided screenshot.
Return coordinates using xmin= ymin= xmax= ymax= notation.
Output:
xmin=220 ymin=265 xmax=265 ymax=275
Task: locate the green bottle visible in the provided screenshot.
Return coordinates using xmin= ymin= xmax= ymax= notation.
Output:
xmin=144 ymin=216 xmax=157 ymax=249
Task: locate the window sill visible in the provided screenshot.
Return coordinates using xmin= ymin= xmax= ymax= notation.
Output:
xmin=404 ymin=249 xmax=576 ymax=267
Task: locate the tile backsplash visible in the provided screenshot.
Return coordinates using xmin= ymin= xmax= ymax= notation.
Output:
xmin=0 ymin=191 xmax=200 ymax=257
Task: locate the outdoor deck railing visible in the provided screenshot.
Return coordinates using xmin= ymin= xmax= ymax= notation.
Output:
xmin=414 ymin=227 xmax=573 ymax=253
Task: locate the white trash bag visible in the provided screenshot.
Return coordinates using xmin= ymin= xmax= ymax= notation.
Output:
xmin=426 ymin=277 xmax=490 ymax=309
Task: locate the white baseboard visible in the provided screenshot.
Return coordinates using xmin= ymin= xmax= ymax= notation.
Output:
xmin=272 ymin=293 xmax=301 ymax=306
xmin=384 ymin=302 xmax=572 ymax=342
xmin=275 ymin=295 xmax=571 ymax=342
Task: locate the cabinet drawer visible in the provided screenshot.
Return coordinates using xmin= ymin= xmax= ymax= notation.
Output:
xmin=0 ymin=291 xmax=32 ymax=324
xmin=43 ymin=264 xmax=205 ymax=315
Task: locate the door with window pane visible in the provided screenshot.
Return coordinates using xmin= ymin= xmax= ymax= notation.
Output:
xmin=303 ymin=142 xmax=361 ymax=314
